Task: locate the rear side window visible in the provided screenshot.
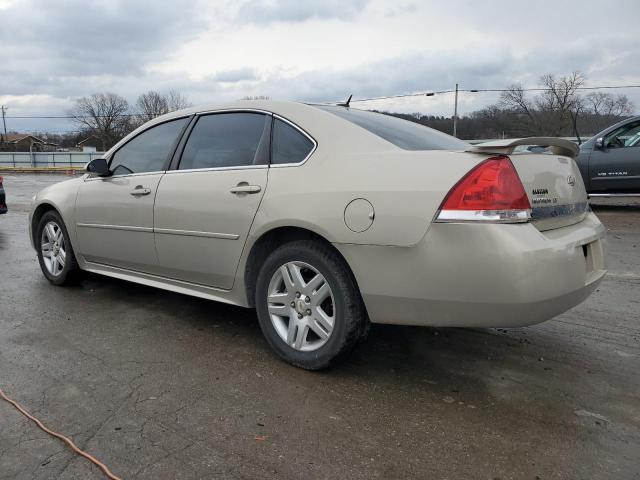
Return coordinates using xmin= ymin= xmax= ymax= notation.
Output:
xmin=315 ymin=105 xmax=469 ymax=151
xmin=271 ymin=118 xmax=315 ymax=164
xmin=179 ymin=112 xmax=268 ymax=170
xmin=110 ymin=117 xmax=188 ymax=175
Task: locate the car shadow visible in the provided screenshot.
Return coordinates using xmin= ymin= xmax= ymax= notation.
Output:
xmin=73 ymin=272 xmax=560 ymax=399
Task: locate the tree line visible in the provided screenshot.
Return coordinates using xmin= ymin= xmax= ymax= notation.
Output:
xmin=35 ymin=72 xmax=636 ymax=149
xmin=35 ymin=90 xmax=192 ymax=150
xmin=385 ymin=72 xmax=634 ymax=140
xmin=68 ymin=90 xmax=191 ymax=150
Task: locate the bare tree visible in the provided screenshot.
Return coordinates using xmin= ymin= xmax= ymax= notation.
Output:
xmin=585 ymin=92 xmax=608 ymax=116
xmin=134 ymin=89 xmax=191 ymax=127
xmin=610 ymin=94 xmax=633 ymax=116
xmin=136 ymin=90 xmax=169 ymax=123
xmin=585 ymin=92 xmax=634 ymax=117
xmin=537 ymin=72 xmax=584 ymax=112
xmin=167 ymin=89 xmax=191 ymax=111
xmin=499 ymin=84 xmax=534 ymax=116
xmin=69 ymin=93 xmax=131 ymax=150
xmin=538 ymin=72 xmax=585 ymax=136
xmin=499 ymin=72 xmax=586 ymax=136
xmin=498 ymin=84 xmax=541 ymax=134
xmin=581 ymin=92 xmax=635 ymax=133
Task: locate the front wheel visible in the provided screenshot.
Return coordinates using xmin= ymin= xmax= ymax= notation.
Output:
xmin=255 ymin=240 xmax=367 ymax=370
xmin=36 ymin=210 xmax=80 ymax=285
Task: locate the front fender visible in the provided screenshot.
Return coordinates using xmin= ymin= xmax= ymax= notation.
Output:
xmin=29 ymin=177 xmax=83 ymax=250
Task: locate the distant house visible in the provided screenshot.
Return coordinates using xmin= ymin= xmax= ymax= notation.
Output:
xmin=0 ymin=133 xmax=57 ymax=152
xmin=75 ymin=135 xmax=103 ymax=153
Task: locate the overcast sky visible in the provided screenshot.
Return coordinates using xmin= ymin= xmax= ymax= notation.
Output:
xmin=1 ymin=0 xmax=638 ymax=132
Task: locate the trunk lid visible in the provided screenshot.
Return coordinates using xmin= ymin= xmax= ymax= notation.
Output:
xmin=509 ymin=153 xmax=588 ymax=231
xmin=467 ymin=138 xmax=587 ymax=231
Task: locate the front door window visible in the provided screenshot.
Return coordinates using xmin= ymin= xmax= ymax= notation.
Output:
xmin=110 ymin=117 xmax=189 ymax=175
xmin=604 ymin=121 xmax=640 ymax=149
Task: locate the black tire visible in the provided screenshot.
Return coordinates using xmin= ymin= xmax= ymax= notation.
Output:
xmin=36 ymin=210 xmax=80 ymax=285
xmin=255 ymin=239 xmax=367 ymax=370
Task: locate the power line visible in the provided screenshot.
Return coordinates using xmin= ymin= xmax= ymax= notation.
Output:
xmin=466 ymin=85 xmax=640 ymax=93
xmin=350 ymin=84 xmax=640 ymax=103
xmin=345 ymin=90 xmax=454 ymax=102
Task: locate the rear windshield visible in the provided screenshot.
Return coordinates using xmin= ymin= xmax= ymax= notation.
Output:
xmin=315 ymin=105 xmax=469 ymax=151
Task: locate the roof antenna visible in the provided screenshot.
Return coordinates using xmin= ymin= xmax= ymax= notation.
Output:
xmin=338 ymin=94 xmax=352 ymax=108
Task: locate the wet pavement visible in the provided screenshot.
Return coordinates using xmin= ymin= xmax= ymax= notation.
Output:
xmin=1 ymin=173 xmax=639 ymax=479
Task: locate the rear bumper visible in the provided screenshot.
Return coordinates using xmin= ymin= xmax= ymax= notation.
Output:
xmin=335 ymin=212 xmax=606 ymax=328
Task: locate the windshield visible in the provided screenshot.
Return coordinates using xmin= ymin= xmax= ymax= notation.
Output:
xmin=315 ymin=105 xmax=469 ymax=151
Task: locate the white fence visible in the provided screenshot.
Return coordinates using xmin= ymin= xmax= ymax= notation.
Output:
xmin=0 ymin=152 xmax=105 ymax=168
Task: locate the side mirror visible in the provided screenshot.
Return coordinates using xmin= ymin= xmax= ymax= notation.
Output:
xmin=595 ymin=137 xmax=604 ymax=150
xmin=86 ymin=158 xmax=110 ymax=176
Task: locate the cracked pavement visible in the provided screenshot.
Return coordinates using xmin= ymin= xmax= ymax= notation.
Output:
xmin=0 ymin=174 xmax=639 ymax=479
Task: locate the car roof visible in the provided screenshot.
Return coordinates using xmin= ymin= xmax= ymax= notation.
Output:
xmin=154 ymin=100 xmax=317 ymax=122
xmin=108 ymin=99 xmax=468 ymax=158
xmin=105 ymin=100 xmax=395 ymax=158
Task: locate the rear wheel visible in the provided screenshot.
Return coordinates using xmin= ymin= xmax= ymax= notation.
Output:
xmin=255 ymin=240 xmax=367 ymax=370
xmin=36 ymin=210 xmax=80 ymax=285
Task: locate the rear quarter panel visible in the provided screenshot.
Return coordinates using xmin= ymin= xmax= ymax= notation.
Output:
xmin=253 ymin=149 xmax=484 ymax=247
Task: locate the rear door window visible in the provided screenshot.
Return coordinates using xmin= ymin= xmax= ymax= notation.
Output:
xmin=179 ymin=112 xmax=269 ymax=170
xmin=271 ymin=118 xmax=315 ymax=164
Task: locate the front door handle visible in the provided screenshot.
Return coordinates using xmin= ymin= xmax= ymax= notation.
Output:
xmin=130 ymin=186 xmax=151 ymax=196
xmin=230 ymin=184 xmax=261 ymax=194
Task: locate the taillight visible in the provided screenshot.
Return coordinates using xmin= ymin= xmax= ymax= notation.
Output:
xmin=436 ymin=155 xmax=531 ymax=223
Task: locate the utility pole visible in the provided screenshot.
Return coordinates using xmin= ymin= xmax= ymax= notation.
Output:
xmin=0 ymin=106 xmax=7 ymax=141
xmin=452 ymin=84 xmax=459 ymax=138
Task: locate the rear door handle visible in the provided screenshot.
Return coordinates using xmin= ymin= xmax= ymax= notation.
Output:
xmin=130 ymin=186 xmax=151 ymax=196
xmin=230 ymin=184 xmax=261 ymax=194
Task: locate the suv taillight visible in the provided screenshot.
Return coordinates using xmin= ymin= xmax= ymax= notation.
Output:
xmin=436 ymin=155 xmax=531 ymax=223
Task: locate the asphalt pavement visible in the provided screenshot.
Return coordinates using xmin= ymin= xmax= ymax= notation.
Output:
xmin=1 ymin=173 xmax=638 ymax=479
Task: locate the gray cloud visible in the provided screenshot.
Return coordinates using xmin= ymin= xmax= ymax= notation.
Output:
xmin=236 ymin=0 xmax=370 ymax=24
xmin=0 ymin=0 xmax=206 ymax=79
xmin=211 ymin=67 xmax=259 ymax=83
xmin=198 ymin=41 xmax=640 ymax=114
xmin=202 ymin=50 xmax=516 ymax=106
xmin=1 ymin=0 xmax=638 ymax=133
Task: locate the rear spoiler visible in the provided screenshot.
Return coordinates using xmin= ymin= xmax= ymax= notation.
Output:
xmin=466 ymin=137 xmax=579 ymax=158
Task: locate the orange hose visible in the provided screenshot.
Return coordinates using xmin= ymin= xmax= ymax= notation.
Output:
xmin=0 ymin=387 xmax=121 ymax=480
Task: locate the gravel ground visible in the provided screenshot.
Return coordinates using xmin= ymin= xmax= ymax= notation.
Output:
xmin=0 ymin=173 xmax=638 ymax=480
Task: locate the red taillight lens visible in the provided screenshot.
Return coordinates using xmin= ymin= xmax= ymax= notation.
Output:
xmin=436 ymin=155 xmax=531 ymax=223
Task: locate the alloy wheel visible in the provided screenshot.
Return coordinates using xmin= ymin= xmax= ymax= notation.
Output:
xmin=267 ymin=261 xmax=335 ymax=352
xmin=41 ymin=221 xmax=66 ymax=276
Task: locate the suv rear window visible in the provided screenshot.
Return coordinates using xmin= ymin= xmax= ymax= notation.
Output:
xmin=315 ymin=105 xmax=469 ymax=151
